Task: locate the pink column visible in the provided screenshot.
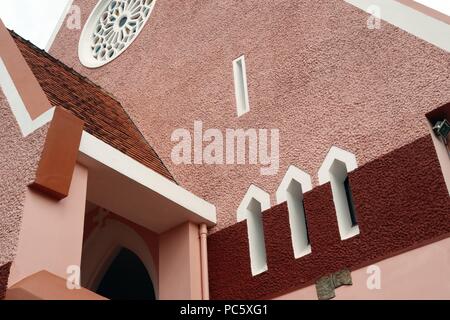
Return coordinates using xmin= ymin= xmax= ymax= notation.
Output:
xmin=158 ymin=222 xmax=202 ymax=300
xmin=8 ymin=163 xmax=88 ymax=286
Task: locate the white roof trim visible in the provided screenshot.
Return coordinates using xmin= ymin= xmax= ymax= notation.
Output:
xmin=345 ymin=0 xmax=450 ymax=52
xmin=79 ymin=131 xmax=216 ymax=225
xmin=0 ymin=57 xmax=55 ymax=137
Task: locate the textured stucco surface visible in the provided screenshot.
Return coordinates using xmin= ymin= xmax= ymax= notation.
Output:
xmin=0 ymin=92 xmax=48 ymax=291
xmin=207 ymin=135 xmax=450 ymax=299
xmin=51 ymin=0 xmax=450 ymax=231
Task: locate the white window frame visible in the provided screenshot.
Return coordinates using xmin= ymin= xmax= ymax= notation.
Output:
xmin=318 ymin=146 xmax=359 ymax=240
xmin=276 ymin=166 xmax=313 ymax=258
xmin=237 ymin=185 xmax=270 ymax=276
xmin=232 ymin=55 xmax=250 ymax=117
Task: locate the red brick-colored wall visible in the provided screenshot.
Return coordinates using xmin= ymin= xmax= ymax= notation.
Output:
xmin=208 ymin=135 xmax=450 ymax=299
xmin=0 ymin=262 xmax=12 ymax=299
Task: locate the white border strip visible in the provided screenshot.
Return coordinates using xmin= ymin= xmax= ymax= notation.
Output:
xmin=0 ymin=57 xmax=55 ymax=136
xmin=345 ymin=0 xmax=450 ymax=52
xmin=45 ymin=0 xmax=74 ymax=52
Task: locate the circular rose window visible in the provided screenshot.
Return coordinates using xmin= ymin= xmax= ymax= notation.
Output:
xmin=79 ymin=0 xmax=156 ymax=68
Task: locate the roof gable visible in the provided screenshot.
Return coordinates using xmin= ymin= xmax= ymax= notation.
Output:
xmin=12 ymin=32 xmax=175 ymax=182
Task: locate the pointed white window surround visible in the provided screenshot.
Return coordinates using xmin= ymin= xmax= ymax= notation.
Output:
xmin=237 ymin=185 xmax=270 ymax=276
xmin=318 ymin=146 xmax=359 ymax=240
xmin=0 ymin=57 xmax=55 ymax=137
xmin=276 ymin=166 xmax=313 ymax=258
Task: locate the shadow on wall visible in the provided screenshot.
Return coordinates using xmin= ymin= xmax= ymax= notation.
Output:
xmin=96 ymin=247 xmax=155 ymax=300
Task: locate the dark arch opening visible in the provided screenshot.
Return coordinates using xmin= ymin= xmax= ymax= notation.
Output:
xmin=96 ymin=247 xmax=155 ymax=300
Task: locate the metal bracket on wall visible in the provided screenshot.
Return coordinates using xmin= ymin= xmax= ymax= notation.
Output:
xmin=315 ymin=269 xmax=352 ymax=300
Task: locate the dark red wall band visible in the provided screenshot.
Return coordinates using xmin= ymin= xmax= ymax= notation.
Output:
xmin=207 ymin=135 xmax=450 ymax=300
xmin=0 ymin=262 xmax=12 ymax=300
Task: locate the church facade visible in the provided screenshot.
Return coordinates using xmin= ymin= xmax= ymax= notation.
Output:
xmin=0 ymin=0 xmax=449 ymax=300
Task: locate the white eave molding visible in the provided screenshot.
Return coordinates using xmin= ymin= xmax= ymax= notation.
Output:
xmin=345 ymin=0 xmax=450 ymax=52
xmin=79 ymin=131 xmax=217 ymax=225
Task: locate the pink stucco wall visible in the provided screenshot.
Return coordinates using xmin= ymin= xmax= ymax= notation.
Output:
xmin=8 ymin=163 xmax=88 ymax=286
xmin=159 ymin=222 xmax=202 ymax=300
xmin=0 ymin=91 xmax=47 ymax=267
xmin=82 ymin=207 xmax=160 ymax=273
xmin=51 ymin=0 xmax=450 ymax=231
xmin=276 ymin=236 xmax=450 ymax=300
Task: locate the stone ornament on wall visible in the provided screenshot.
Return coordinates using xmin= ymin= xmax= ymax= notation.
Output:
xmin=315 ymin=269 xmax=353 ymax=300
xmin=79 ymin=0 xmax=156 ymax=68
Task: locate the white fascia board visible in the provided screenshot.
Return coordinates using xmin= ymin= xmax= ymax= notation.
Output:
xmin=79 ymin=131 xmax=217 ymax=225
xmin=0 ymin=57 xmax=55 ymax=137
xmin=45 ymin=0 xmax=74 ymax=52
xmin=345 ymin=0 xmax=450 ymax=52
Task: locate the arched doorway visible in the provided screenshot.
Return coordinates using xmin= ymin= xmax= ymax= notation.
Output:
xmin=96 ymin=247 xmax=155 ymax=300
xmin=81 ymin=218 xmax=159 ymax=299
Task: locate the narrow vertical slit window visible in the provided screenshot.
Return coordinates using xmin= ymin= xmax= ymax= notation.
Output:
xmin=302 ymin=200 xmax=311 ymax=245
xmin=246 ymin=198 xmax=268 ymax=276
xmin=237 ymin=185 xmax=270 ymax=276
xmin=286 ymin=180 xmax=311 ymax=258
xmin=318 ymin=147 xmax=360 ymax=240
xmin=344 ymin=177 xmax=357 ymax=227
xmin=233 ymin=55 xmax=250 ymax=117
xmin=329 ymin=160 xmax=359 ymax=240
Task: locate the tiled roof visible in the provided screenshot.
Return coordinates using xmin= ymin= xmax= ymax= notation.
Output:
xmin=11 ymin=32 xmax=175 ymax=182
